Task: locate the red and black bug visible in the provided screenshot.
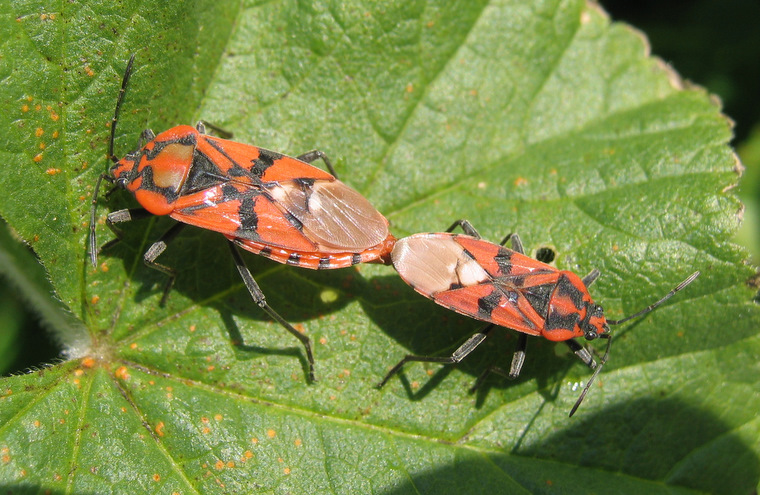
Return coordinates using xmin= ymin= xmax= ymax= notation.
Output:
xmin=89 ymin=55 xmax=396 ymax=381
xmin=378 ymin=220 xmax=699 ymax=415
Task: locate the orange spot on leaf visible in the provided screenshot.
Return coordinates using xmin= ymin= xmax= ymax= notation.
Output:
xmin=114 ymin=366 xmax=129 ymax=380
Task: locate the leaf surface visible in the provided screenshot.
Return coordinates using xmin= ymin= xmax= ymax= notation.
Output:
xmin=0 ymin=1 xmax=756 ymax=494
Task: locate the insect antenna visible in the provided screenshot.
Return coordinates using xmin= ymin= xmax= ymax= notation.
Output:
xmin=88 ymin=54 xmax=136 ymax=266
xmin=569 ymin=334 xmax=610 ymax=417
xmin=569 ymin=270 xmax=700 ymax=417
xmin=606 ymin=271 xmax=700 ymax=326
xmin=109 ymin=53 xmax=135 ymax=163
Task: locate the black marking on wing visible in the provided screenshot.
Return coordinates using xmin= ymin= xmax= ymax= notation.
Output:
xmin=494 ymin=247 xmax=512 ymax=275
xmin=250 ymin=149 xmax=283 ymax=178
xmin=204 ymin=138 xmax=264 ymax=186
xmin=477 ymin=289 xmax=503 ymax=320
xmin=546 ymin=310 xmax=580 ymax=332
xmin=180 ymin=150 xmax=227 ymax=195
xmin=555 ymin=274 xmax=585 ymax=310
xmin=522 ymin=283 xmax=554 ymax=319
xmin=238 ymin=194 xmax=259 ymax=233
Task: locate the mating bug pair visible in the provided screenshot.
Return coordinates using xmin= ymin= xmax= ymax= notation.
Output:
xmin=89 ymin=55 xmax=699 ymax=415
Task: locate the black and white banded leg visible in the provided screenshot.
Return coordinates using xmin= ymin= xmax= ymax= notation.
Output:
xmin=228 ymin=241 xmax=316 ymax=382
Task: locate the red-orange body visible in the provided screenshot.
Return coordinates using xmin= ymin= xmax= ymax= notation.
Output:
xmin=109 ymin=125 xmax=395 ymax=269
xmin=89 ymin=54 xmax=398 ymax=382
xmin=384 ymin=229 xmax=698 ymax=415
xmin=392 ymin=233 xmax=608 ymax=342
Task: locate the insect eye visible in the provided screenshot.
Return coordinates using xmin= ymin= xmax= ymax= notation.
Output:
xmin=116 ymin=177 xmax=129 ymax=189
xmin=584 ymin=329 xmax=598 ymax=341
xmin=592 ymin=304 xmax=604 ymax=318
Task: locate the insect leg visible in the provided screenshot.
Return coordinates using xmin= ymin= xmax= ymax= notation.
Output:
xmin=138 ymin=129 xmax=156 ymax=148
xmin=569 ymin=335 xmax=611 ymax=417
xmin=497 ymin=233 xmax=524 ymax=254
xmin=468 ymin=332 xmax=528 ymax=392
xmin=227 ymin=241 xmax=316 ymax=382
xmin=105 ymin=207 xmax=153 ymax=236
xmin=195 ymin=120 xmax=233 ymax=138
xmin=94 ymin=208 xmax=156 ymax=255
xmin=296 ymin=150 xmax=338 ymax=178
xmin=582 ymin=269 xmax=601 ymax=287
xmin=564 ymin=338 xmax=597 ymax=369
xmin=89 ymin=173 xmax=115 ymax=266
xmin=142 ymin=223 xmax=186 ymax=306
xmin=445 ymin=219 xmax=482 ymax=238
xmin=377 ymin=324 xmax=496 ymax=388
xmin=509 ymin=332 xmax=528 ymax=377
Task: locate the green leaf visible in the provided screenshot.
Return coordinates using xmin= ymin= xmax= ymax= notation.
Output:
xmin=1 ymin=1 xmax=757 ymax=494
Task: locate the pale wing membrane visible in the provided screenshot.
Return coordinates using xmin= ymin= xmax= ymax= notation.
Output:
xmin=267 ymin=180 xmax=389 ymax=251
xmin=392 ymin=234 xmax=546 ymax=331
xmin=392 ymin=235 xmax=491 ymax=295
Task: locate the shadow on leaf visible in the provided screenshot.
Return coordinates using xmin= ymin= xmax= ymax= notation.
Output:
xmin=517 ymin=398 xmax=760 ymax=495
xmin=379 ymin=399 xmax=759 ymax=495
xmin=361 ymin=274 xmax=599 ymax=404
xmin=94 ymin=214 xmax=372 ymax=380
